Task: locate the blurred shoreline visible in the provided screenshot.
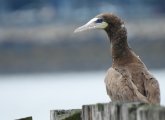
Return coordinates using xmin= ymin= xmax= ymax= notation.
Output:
xmin=0 ymin=2 xmax=165 ymax=74
xmin=0 ymin=17 xmax=165 ymax=74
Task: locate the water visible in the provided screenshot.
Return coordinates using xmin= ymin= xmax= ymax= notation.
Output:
xmin=0 ymin=70 xmax=164 ymax=120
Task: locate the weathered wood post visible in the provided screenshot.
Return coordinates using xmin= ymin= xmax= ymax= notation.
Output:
xmin=82 ymin=102 xmax=144 ymax=120
xmin=50 ymin=109 xmax=81 ymax=120
xmin=51 ymin=102 xmax=165 ymax=120
xmin=81 ymin=102 xmax=165 ymax=120
xmin=16 ymin=116 xmax=32 ymax=120
xmin=137 ymin=105 xmax=165 ymax=120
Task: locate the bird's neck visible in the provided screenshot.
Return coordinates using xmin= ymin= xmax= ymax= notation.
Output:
xmin=106 ymin=26 xmax=134 ymax=66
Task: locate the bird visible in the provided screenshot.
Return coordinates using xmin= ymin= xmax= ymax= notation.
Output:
xmin=74 ymin=13 xmax=160 ymax=104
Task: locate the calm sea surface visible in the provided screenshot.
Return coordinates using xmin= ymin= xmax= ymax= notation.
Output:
xmin=0 ymin=70 xmax=165 ymax=120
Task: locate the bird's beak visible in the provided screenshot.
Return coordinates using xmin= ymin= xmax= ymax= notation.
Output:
xmin=74 ymin=18 xmax=108 ymax=33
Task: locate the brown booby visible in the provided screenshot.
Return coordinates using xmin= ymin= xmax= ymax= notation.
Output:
xmin=74 ymin=13 xmax=160 ymax=104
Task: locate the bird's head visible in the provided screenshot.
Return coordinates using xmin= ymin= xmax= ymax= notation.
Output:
xmin=74 ymin=13 xmax=124 ymax=33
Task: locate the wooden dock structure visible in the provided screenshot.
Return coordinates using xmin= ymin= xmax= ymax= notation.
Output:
xmin=17 ymin=102 xmax=165 ymax=120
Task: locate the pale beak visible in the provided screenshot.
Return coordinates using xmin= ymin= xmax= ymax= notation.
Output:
xmin=74 ymin=18 xmax=108 ymax=33
xmin=74 ymin=23 xmax=95 ymax=33
xmin=74 ymin=18 xmax=98 ymax=33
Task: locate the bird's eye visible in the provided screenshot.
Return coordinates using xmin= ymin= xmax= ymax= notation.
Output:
xmin=95 ymin=18 xmax=103 ymax=23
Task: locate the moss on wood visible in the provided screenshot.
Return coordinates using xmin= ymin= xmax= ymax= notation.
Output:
xmin=63 ymin=111 xmax=81 ymax=120
xmin=96 ymin=103 xmax=104 ymax=111
xmin=16 ymin=116 xmax=32 ymax=120
xmin=52 ymin=109 xmax=81 ymax=120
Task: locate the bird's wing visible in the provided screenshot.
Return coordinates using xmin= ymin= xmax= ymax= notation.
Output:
xmin=105 ymin=67 xmax=149 ymax=102
xmin=142 ymin=71 xmax=160 ymax=104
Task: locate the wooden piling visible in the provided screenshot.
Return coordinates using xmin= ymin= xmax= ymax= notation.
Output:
xmin=82 ymin=102 xmax=165 ymax=120
xmin=50 ymin=109 xmax=81 ymax=120
xmin=137 ymin=104 xmax=165 ymax=120
xmin=16 ymin=116 xmax=32 ymax=120
xmin=51 ymin=102 xmax=165 ymax=120
xmin=82 ymin=102 xmax=144 ymax=120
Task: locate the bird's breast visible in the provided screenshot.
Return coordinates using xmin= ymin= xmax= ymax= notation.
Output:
xmin=105 ymin=68 xmax=127 ymax=98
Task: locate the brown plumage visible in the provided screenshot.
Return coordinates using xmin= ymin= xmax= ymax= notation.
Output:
xmin=75 ymin=13 xmax=160 ymax=104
